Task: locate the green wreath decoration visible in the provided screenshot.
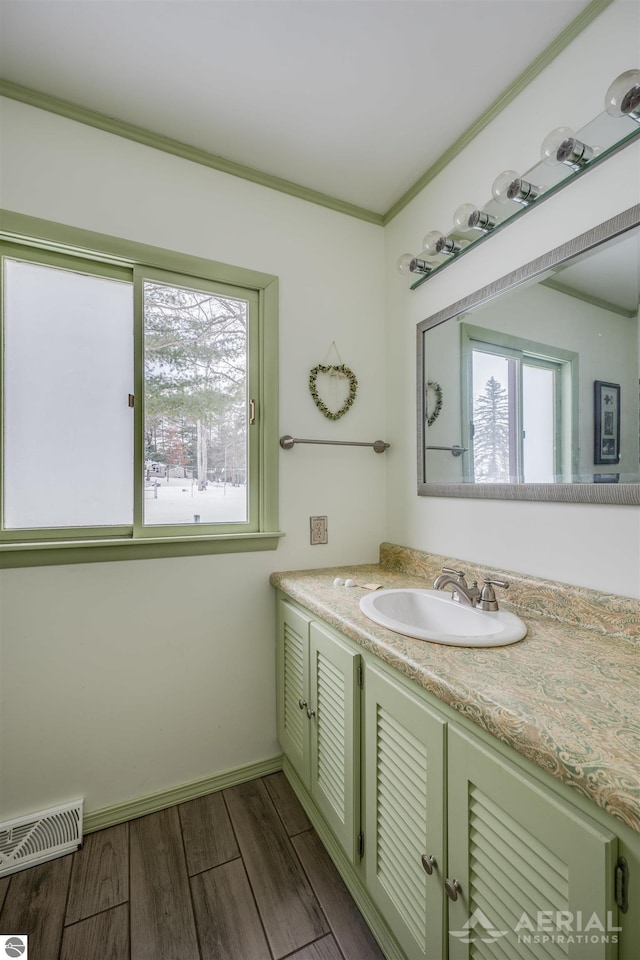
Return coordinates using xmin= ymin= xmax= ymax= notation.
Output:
xmin=426 ymin=380 xmax=443 ymax=426
xmin=309 ymin=364 xmax=358 ymax=421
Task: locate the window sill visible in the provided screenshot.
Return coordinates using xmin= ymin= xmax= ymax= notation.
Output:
xmin=0 ymin=531 xmax=285 ymax=568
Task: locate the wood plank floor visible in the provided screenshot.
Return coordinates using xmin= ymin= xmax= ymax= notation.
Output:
xmin=0 ymin=772 xmax=385 ymax=960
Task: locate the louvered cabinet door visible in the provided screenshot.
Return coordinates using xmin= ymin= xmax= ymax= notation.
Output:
xmin=447 ymin=727 xmax=618 ymax=960
xmin=309 ymin=621 xmax=361 ymax=863
xmin=276 ymin=600 xmax=312 ymax=788
xmin=364 ymin=663 xmax=446 ymax=960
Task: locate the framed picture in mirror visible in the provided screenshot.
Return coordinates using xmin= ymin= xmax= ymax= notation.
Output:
xmin=594 ymin=380 xmax=621 ymax=465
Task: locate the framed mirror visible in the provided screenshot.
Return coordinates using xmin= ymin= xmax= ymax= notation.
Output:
xmin=417 ymin=204 xmax=640 ymax=504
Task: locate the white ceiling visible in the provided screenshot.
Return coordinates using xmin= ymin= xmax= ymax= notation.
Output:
xmin=552 ymin=229 xmax=640 ymax=315
xmin=0 ymin=0 xmax=593 ymax=216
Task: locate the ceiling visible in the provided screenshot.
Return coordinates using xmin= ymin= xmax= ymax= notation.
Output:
xmin=551 ymin=228 xmax=640 ymax=316
xmin=0 ymin=0 xmax=595 ymax=217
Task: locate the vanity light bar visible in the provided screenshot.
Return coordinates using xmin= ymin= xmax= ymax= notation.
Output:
xmin=400 ymin=68 xmax=640 ymax=287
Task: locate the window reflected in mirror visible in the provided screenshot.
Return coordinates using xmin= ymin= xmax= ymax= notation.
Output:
xmin=461 ymin=325 xmax=576 ymax=484
xmin=419 ymin=208 xmax=640 ymax=503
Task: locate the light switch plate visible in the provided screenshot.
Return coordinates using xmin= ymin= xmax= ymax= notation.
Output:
xmin=310 ymin=516 xmax=328 ymax=544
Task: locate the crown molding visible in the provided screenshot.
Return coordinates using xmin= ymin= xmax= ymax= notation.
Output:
xmin=382 ymin=0 xmax=615 ymax=224
xmin=0 ymin=78 xmax=384 ymax=226
xmin=0 ymin=0 xmax=613 ymax=228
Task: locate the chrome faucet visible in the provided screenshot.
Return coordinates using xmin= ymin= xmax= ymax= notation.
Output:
xmin=434 ymin=567 xmax=509 ymax=610
xmin=433 ymin=568 xmax=481 ymax=607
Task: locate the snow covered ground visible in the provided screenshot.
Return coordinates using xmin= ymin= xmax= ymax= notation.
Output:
xmin=144 ymin=478 xmax=247 ymax=526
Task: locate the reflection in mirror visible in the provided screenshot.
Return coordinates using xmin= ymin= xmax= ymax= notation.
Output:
xmin=418 ymin=206 xmax=640 ymax=504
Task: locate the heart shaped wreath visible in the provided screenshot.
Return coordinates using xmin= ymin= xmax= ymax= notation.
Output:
xmin=309 ymin=364 xmax=358 ymax=421
xmin=426 ymin=380 xmax=443 ymax=426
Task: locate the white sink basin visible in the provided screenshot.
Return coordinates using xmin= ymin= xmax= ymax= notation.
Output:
xmin=359 ymin=588 xmax=527 ymax=647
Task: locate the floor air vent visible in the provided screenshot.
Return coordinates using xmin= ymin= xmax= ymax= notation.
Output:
xmin=0 ymin=799 xmax=83 ymax=877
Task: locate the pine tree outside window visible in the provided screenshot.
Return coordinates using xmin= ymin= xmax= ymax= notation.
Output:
xmin=461 ymin=324 xmax=578 ymax=484
xmin=139 ymin=270 xmax=255 ymax=531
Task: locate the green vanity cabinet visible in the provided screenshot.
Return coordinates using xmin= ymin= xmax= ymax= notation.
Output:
xmin=277 ymin=600 xmax=312 ymax=785
xmin=363 ymin=663 xmax=446 ymax=960
xmin=276 ymin=599 xmax=361 ymax=863
xmin=446 ymin=726 xmax=618 ymax=960
xmin=275 ymin=595 xmax=634 ymax=960
xmin=363 ymin=662 xmax=618 ymax=960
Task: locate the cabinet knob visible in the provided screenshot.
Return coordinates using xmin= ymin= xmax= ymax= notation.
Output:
xmin=421 ymin=854 xmax=437 ymax=875
xmin=444 ymin=878 xmax=462 ymax=901
xmin=306 ymin=707 xmax=316 ymax=719
xmin=298 ymin=699 xmax=307 ymax=710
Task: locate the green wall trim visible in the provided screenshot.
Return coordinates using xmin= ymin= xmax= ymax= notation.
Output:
xmin=0 ymin=0 xmax=611 ymax=228
xmin=0 ymin=79 xmax=384 ymax=227
xmin=540 ymin=277 xmax=637 ymax=319
xmin=382 ymin=0 xmax=615 ymax=224
xmin=0 ymin=210 xmax=282 ymax=567
xmin=0 ymin=209 xmax=278 ymax=288
xmin=0 ymin=532 xmax=285 ymax=569
xmin=84 ymin=755 xmax=284 ymax=834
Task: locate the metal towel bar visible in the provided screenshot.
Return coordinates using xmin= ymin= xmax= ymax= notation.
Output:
xmin=280 ymin=434 xmax=390 ymax=453
xmin=425 ymin=444 xmax=468 ymax=457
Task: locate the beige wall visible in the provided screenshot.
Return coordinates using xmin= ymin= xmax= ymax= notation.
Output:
xmin=1 ymin=0 xmax=639 ymax=825
xmin=384 ymin=0 xmax=640 ymax=598
xmin=0 ymin=98 xmax=387 ymax=820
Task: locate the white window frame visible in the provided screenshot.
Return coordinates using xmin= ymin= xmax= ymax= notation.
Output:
xmin=460 ymin=323 xmax=579 ymax=484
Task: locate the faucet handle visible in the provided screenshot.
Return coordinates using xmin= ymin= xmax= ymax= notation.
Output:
xmin=441 ymin=566 xmax=467 ymax=583
xmin=479 ymin=578 xmax=509 ymax=611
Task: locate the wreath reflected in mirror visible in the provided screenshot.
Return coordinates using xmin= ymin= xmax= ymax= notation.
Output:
xmin=426 ymin=380 xmax=443 ymax=426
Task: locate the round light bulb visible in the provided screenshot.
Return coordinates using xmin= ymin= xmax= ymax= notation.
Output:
xmin=541 ymin=127 xmax=575 ymax=163
xmin=492 ymin=170 xmax=520 ymax=203
xmin=452 ymin=203 xmax=477 ymax=232
xmin=541 ymin=127 xmax=595 ymax=169
xmin=397 ymin=253 xmax=414 ymax=274
xmin=605 ymin=69 xmax=640 ymax=122
xmin=397 ymin=253 xmax=433 ymax=276
xmin=422 ymin=230 xmax=443 ymax=256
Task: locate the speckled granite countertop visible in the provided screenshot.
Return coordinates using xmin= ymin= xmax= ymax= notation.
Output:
xmin=270 ymin=543 xmax=640 ymax=834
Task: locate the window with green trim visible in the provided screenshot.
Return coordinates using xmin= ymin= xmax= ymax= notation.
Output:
xmin=139 ymin=269 xmax=256 ymax=531
xmin=461 ymin=323 xmax=578 ymax=484
xmin=0 ymin=213 xmax=280 ymax=565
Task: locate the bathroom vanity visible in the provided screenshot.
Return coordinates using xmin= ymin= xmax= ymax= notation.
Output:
xmin=271 ymin=544 xmax=640 ymax=960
